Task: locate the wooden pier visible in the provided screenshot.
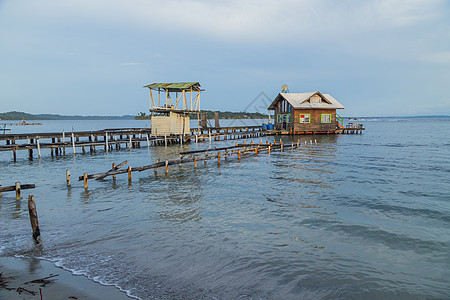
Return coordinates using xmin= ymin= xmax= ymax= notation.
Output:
xmin=0 ymin=126 xmax=264 ymax=161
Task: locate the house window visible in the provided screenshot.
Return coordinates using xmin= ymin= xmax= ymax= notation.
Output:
xmin=277 ymin=114 xmax=282 ymax=123
xmin=285 ymin=114 xmax=291 ymax=123
xmin=299 ymin=114 xmax=310 ymax=123
xmin=321 ymin=114 xmax=331 ymax=123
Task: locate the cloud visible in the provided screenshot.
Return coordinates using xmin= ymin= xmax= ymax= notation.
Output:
xmin=120 ymin=62 xmax=142 ymax=66
xmin=8 ymin=0 xmax=446 ymax=43
xmin=421 ymin=51 xmax=450 ymax=64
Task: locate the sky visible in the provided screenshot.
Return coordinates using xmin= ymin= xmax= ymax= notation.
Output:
xmin=0 ymin=0 xmax=449 ymax=117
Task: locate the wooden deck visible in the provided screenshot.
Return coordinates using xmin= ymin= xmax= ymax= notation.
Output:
xmin=0 ymin=126 xmax=264 ymax=161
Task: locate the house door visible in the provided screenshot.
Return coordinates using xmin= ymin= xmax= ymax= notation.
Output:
xmin=282 ymin=114 xmax=287 ymax=130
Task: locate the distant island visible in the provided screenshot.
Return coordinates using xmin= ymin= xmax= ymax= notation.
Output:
xmin=0 ymin=110 xmax=270 ymax=121
xmin=0 ymin=111 xmax=135 ymax=120
xmin=135 ymin=110 xmax=270 ymax=120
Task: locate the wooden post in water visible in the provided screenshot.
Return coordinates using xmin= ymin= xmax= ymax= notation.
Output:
xmin=72 ymin=132 xmax=76 ymax=154
xmin=218 ymin=152 xmax=221 ymax=165
xmin=128 ymin=166 xmax=132 ymax=181
xmin=268 ymin=145 xmax=271 ymax=154
xmin=37 ymin=137 xmax=41 ymax=158
xmin=15 ymin=182 xmax=21 ymax=199
xmin=129 ymin=135 xmax=132 ymax=149
xmin=194 ymin=156 xmax=197 ymax=168
xmin=165 ymin=160 xmax=169 ymax=174
xmin=238 ymin=150 xmax=241 ymax=162
xmin=255 ymin=147 xmax=258 ymax=157
xmin=28 ymin=195 xmax=40 ymax=242
xmin=146 ymin=134 xmax=150 ymax=147
xmin=154 ymin=160 xmax=159 ymax=175
xmin=209 ymin=131 xmax=211 ymax=143
xmin=62 ymin=130 xmax=65 ymax=152
xmin=66 ymin=170 xmax=71 ymax=186
xmin=111 ymin=163 xmax=117 ymax=179
xmin=105 ymin=132 xmax=109 ymax=152
xmin=164 ymin=134 xmax=167 ymax=147
xmin=83 ymin=173 xmax=88 ymax=188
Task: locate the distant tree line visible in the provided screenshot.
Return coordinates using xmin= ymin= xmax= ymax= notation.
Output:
xmin=0 ymin=111 xmax=134 ymax=120
xmin=135 ymin=110 xmax=270 ymax=120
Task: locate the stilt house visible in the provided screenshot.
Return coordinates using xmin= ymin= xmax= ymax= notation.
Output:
xmin=144 ymin=82 xmax=203 ymax=136
xmin=268 ymin=91 xmax=345 ymax=134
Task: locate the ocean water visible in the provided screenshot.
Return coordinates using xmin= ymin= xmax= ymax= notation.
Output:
xmin=0 ymin=118 xmax=449 ymax=299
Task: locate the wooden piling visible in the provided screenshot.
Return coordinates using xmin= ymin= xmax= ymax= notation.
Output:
xmin=165 ymin=160 xmax=169 ymax=174
xmin=66 ymin=170 xmax=71 ymax=186
xmin=146 ymin=134 xmax=150 ymax=147
xmin=83 ymin=173 xmax=88 ymax=188
xmin=128 ymin=166 xmax=132 ymax=181
xmin=194 ymin=156 xmax=197 ymax=168
xmin=28 ymin=195 xmax=40 ymax=242
xmin=106 ymin=132 xmax=109 ymax=152
xmin=218 ymin=152 xmax=221 ymax=165
xmin=71 ymin=132 xmax=76 ymax=154
xmin=15 ymin=182 xmax=20 ymax=199
xmin=255 ymin=147 xmax=258 ymax=156
xmin=154 ymin=160 xmax=159 ymax=175
xmin=112 ymin=163 xmax=117 ymax=179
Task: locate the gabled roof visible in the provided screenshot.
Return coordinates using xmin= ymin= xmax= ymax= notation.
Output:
xmin=268 ymin=91 xmax=345 ymax=110
xmin=143 ymin=82 xmax=202 ymax=92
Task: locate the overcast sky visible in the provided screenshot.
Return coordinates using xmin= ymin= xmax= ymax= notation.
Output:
xmin=0 ymin=0 xmax=449 ymax=116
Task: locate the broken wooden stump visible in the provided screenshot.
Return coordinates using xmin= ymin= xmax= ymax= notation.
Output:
xmin=28 ymin=195 xmax=40 ymax=242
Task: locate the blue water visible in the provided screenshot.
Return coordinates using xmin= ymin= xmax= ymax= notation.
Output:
xmin=1 ymin=118 xmax=449 ymax=299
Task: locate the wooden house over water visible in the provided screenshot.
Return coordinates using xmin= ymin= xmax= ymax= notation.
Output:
xmin=144 ymin=82 xmax=203 ymax=136
xmin=268 ymin=91 xmax=345 ymax=134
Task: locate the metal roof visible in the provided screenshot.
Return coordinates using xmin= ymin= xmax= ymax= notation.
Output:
xmin=143 ymin=82 xmax=202 ymax=92
xmin=268 ymin=91 xmax=345 ymax=110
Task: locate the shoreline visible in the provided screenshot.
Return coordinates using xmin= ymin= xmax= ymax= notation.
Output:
xmin=0 ymin=256 xmax=133 ymax=300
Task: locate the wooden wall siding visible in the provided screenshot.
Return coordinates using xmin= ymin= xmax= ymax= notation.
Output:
xmin=293 ymin=109 xmax=336 ymax=132
xmin=274 ymin=100 xmax=294 ymax=130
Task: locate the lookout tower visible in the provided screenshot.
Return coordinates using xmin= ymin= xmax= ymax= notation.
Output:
xmin=143 ymin=82 xmax=203 ymax=136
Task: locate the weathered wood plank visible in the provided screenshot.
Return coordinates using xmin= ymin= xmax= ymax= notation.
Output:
xmin=0 ymin=184 xmax=35 ymax=193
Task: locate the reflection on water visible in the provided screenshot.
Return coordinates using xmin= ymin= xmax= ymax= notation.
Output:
xmin=1 ymin=118 xmax=450 ymax=299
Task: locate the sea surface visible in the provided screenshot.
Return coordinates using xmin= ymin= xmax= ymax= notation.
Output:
xmin=1 ymin=118 xmax=449 ymax=299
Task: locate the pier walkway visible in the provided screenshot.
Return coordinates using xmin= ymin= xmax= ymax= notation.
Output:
xmin=0 ymin=126 xmax=263 ymax=161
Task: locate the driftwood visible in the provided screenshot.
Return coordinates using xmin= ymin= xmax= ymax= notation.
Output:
xmin=0 ymin=184 xmax=35 ymax=193
xmin=28 ymin=195 xmax=40 ymax=242
xmin=24 ymin=273 xmax=59 ymax=285
xmin=77 ymin=160 xmax=127 ymax=181
xmin=95 ymin=160 xmax=128 ymax=180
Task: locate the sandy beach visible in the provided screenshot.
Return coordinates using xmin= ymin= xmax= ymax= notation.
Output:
xmin=0 ymin=257 xmax=132 ymax=300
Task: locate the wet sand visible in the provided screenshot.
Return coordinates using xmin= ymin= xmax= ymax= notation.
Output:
xmin=0 ymin=257 xmax=132 ymax=299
